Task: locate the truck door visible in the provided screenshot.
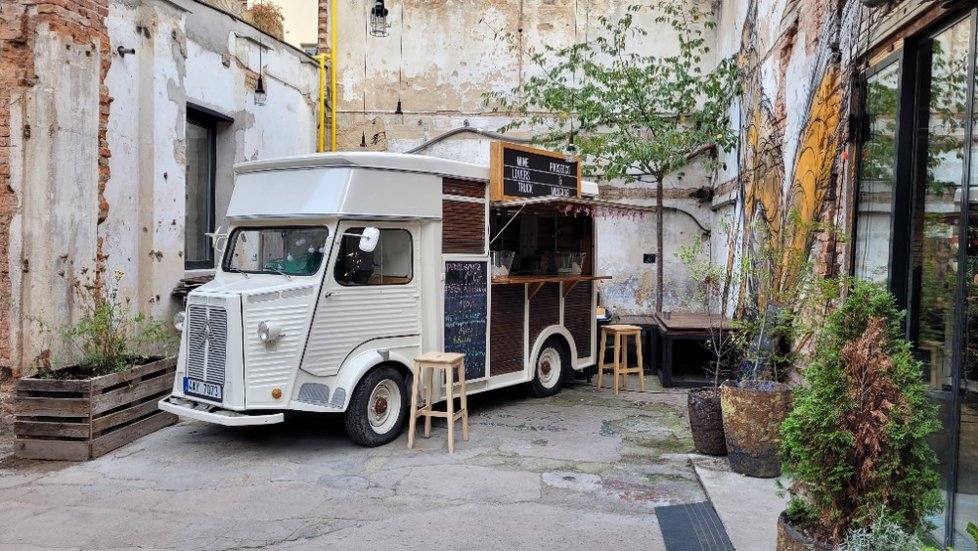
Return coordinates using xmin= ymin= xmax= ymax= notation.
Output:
xmin=300 ymin=222 xmax=422 ymax=378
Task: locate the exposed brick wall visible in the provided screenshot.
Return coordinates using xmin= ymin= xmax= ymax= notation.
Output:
xmin=317 ymin=0 xmax=328 ymax=53
xmin=0 ymin=0 xmax=111 ymax=371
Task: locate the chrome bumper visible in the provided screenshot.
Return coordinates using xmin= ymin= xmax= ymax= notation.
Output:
xmin=159 ymin=396 xmax=284 ymax=426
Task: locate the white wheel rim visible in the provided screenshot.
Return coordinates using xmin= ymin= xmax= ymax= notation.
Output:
xmin=537 ymin=347 xmax=561 ymax=389
xmin=368 ymin=379 xmax=401 ymax=434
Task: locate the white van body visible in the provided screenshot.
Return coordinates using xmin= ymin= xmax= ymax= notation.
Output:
xmin=160 ymin=152 xmax=599 ymax=446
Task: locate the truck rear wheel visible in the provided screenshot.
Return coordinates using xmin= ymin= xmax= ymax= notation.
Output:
xmin=345 ymin=365 xmax=408 ymax=447
xmin=528 ymin=337 xmax=567 ymax=397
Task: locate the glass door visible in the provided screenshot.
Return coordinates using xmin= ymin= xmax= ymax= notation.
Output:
xmin=909 ymin=16 xmax=978 ymax=549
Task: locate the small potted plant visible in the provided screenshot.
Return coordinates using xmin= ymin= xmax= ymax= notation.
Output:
xmin=677 ymin=235 xmax=739 ymax=456
xmin=719 ymin=218 xmax=825 ymax=478
xmin=777 ymin=280 xmax=942 ymax=549
xmin=14 ymin=271 xmax=177 ymax=460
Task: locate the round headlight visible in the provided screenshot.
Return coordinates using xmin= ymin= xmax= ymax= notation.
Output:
xmin=173 ymin=311 xmax=186 ymax=331
xmin=258 ymin=321 xmax=283 ymax=343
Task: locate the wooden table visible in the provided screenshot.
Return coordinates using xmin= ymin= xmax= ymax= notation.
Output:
xmin=653 ymin=312 xmax=730 ymax=388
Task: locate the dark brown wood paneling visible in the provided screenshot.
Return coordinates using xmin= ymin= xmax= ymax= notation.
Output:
xmin=564 ymin=281 xmax=592 ymax=359
xmin=490 ymin=284 xmax=524 ymax=376
xmin=528 ymin=283 xmax=560 ymax=349
xmin=443 ymin=200 xmax=485 ymax=254
xmin=443 ymin=178 xmax=486 ymax=198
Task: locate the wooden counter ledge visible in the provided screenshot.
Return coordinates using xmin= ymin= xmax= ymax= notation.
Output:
xmin=491 ymin=274 xmax=612 ymax=299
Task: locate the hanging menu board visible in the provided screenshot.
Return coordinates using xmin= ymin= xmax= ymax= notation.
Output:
xmin=490 ymin=142 xmax=581 ymax=201
xmin=444 ymin=261 xmax=488 ymax=381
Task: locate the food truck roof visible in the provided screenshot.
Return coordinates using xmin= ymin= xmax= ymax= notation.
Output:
xmin=228 ymin=153 xmax=490 ymax=221
xmin=234 ymin=152 xmax=490 ymax=182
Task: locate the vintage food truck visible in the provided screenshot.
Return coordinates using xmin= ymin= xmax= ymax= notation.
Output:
xmin=160 ymin=146 xmax=620 ymax=446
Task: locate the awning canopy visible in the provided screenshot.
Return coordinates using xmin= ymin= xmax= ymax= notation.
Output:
xmin=489 ymin=196 xmax=657 ymax=216
xmin=490 ymin=195 xmax=708 ymax=234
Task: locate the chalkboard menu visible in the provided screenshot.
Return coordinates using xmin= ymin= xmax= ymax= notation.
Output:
xmin=444 ymin=261 xmax=488 ymax=380
xmin=490 ymin=142 xmax=581 ymax=201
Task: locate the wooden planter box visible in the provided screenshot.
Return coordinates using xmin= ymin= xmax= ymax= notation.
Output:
xmin=14 ymin=357 xmax=178 ymax=460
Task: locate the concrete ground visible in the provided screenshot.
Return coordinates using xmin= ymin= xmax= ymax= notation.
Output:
xmin=0 ymin=377 xmax=747 ymax=551
xmin=692 ymin=455 xmax=789 ymax=550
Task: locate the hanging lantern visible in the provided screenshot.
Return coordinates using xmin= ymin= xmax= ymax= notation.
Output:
xmin=254 ymin=75 xmax=267 ymax=106
xmin=369 ymin=0 xmax=390 ymax=37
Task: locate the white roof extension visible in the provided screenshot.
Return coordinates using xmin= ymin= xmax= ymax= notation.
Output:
xmin=234 ymin=152 xmax=491 ymax=182
xmin=227 ymin=152 xmax=490 ymax=221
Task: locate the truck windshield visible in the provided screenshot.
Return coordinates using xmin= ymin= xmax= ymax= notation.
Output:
xmin=223 ymin=227 xmax=330 ymax=276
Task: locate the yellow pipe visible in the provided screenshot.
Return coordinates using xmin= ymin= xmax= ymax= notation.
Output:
xmin=329 ymin=0 xmax=337 ymax=151
xmin=314 ymin=0 xmax=337 ymax=152
xmin=316 ymin=53 xmax=327 ymax=153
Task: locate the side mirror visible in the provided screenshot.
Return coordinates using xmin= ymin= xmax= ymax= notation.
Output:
xmin=358 ymin=227 xmax=380 ymax=252
xmin=207 ymin=226 xmax=228 ymax=255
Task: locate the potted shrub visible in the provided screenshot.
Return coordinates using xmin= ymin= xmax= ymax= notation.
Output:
xmin=14 ymin=273 xmax=177 ymax=460
xmin=719 ymin=219 xmax=825 ymax=478
xmin=678 ymin=236 xmax=739 ymax=456
xmin=720 ymin=304 xmax=795 ymax=477
xmin=777 ymin=281 xmax=942 ymax=549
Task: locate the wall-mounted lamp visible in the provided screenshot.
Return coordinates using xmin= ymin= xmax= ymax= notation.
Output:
xmin=360 ymin=131 xmax=367 ymax=147
xmin=370 ymin=0 xmax=390 ymax=37
xmin=117 ymin=46 xmax=136 ymax=57
xmin=255 ymin=75 xmax=267 ymax=106
xmin=394 ymin=99 xmax=403 ymax=115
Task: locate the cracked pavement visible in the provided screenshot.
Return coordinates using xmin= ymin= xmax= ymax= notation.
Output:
xmin=0 ymin=379 xmax=703 ymax=550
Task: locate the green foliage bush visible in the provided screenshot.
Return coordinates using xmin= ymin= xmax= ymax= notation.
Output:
xmin=838 ymin=513 xmax=928 ymax=551
xmin=780 ymin=280 xmax=941 ymax=545
xmin=58 ymin=272 xmax=172 ymax=377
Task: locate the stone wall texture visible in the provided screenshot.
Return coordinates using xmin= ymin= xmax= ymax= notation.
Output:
xmin=0 ymin=0 xmax=111 ymax=372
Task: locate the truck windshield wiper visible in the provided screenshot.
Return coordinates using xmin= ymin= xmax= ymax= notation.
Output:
xmin=267 ymin=267 xmax=293 ymax=280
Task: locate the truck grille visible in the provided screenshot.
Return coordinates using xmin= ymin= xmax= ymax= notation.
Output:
xmin=186 ymin=303 xmax=228 ymax=388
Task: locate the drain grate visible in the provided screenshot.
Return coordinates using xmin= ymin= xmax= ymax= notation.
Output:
xmin=655 ymin=501 xmax=735 ymax=551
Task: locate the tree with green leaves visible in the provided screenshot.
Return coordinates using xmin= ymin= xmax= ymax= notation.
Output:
xmin=484 ymin=1 xmax=740 ymax=310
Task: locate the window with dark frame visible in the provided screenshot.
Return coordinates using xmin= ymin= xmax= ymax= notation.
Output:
xmin=851 ymin=11 xmax=978 ymax=550
xmin=185 ymin=110 xmax=216 ymax=270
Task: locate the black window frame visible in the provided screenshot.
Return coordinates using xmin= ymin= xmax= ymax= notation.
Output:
xmin=185 ymin=109 xmax=218 ymax=270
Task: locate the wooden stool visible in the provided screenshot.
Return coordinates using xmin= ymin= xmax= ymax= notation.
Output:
xmin=597 ymin=324 xmax=644 ymax=394
xmin=408 ymin=352 xmax=469 ymax=453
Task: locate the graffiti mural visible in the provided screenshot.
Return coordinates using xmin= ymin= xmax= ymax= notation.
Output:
xmin=733 ymin=0 xmax=856 ymax=307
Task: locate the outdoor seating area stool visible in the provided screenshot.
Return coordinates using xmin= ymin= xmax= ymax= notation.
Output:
xmin=597 ymin=324 xmax=645 ymax=394
xmin=408 ymin=352 xmax=469 ymax=453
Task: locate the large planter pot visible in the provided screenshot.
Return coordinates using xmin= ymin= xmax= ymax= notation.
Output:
xmin=776 ymin=511 xmax=833 ymax=551
xmin=14 ymin=357 xmax=177 ymax=460
xmin=688 ymin=386 xmax=727 ymax=456
xmin=720 ymin=380 xmax=792 ymax=477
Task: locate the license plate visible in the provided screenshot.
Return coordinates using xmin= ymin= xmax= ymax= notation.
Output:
xmin=184 ymin=377 xmax=223 ymax=401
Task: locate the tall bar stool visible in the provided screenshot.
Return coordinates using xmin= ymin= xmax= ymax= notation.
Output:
xmin=408 ymin=352 xmax=469 ymax=453
xmin=597 ymin=324 xmax=645 ymax=394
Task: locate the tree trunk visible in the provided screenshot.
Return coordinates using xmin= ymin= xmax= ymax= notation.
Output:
xmin=656 ymin=174 xmax=663 ymax=312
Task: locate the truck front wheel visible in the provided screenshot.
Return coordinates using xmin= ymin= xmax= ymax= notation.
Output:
xmin=344 ymin=366 xmax=408 ymax=447
xmin=528 ymin=338 xmax=568 ymax=397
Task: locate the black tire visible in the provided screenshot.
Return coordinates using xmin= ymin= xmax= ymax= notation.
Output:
xmin=528 ymin=337 xmax=568 ymax=397
xmin=344 ymin=365 xmax=408 ymax=447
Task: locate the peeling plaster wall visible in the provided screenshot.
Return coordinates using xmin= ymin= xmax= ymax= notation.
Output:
xmin=14 ymin=23 xmax=103 ymax=367
xmin=99 ymin=0 xmax=318 ymax=345
xmin=329 ymin=0 xmax=718 ymax=314
xmin=3 ymin=0 xmax=318 ymax=370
